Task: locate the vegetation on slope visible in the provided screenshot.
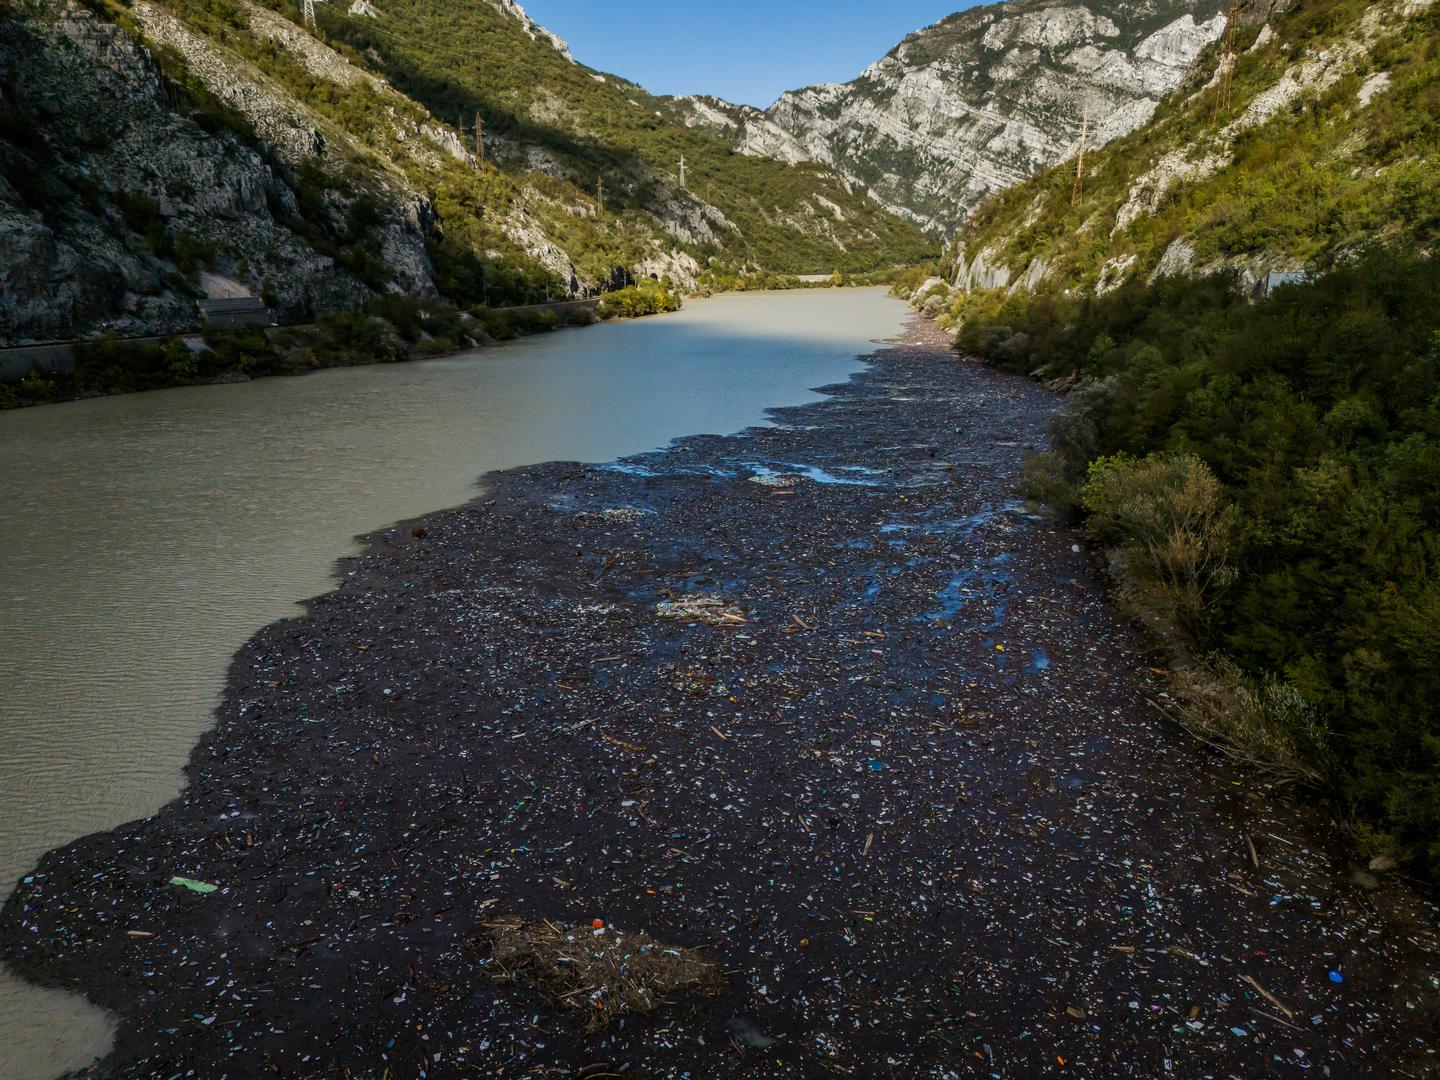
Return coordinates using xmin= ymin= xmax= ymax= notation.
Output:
xmin=4 ymin=0 xmax=931 ymax=370
xmin=120 ymin=0 xmax=632 ymax=301
xmin=905 ymin=0 xmax=1440 ymax=873
xmin=953 ymin=252 xmax=1440 ymax=873
xmin=949 ymin=0 xmax=1439 ymax=290
xmin=302 ymin=0 xmax=934 ymax=276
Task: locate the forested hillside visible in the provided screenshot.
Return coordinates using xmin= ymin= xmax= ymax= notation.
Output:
xmin=904 ymin=0 xmax=1440 ymax=874
xmin=320 ymin=0 xmax=931 ymax=276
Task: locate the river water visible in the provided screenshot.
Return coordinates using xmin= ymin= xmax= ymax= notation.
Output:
xmin=0 ymin=288 xmax=907 ymax=1077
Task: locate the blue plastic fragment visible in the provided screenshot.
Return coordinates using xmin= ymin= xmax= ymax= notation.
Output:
xmin=1328 ymin=970 xmax=1344 ymax=984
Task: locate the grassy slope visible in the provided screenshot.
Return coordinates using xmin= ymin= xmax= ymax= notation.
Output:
xmin=951 ymin=0 xmax=1440 ymax=289
xmin=312 ymin=0 xmax=935 ymax=275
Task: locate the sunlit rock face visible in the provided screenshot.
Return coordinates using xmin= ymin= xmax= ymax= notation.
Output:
xmin=674 ymin=0 xmax=1227 ymax=235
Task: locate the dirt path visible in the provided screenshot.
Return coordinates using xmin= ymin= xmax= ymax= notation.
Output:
xmin=4 ymin=316 xmax=1435 ymax=1077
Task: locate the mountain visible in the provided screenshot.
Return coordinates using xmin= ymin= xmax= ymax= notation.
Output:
xmin=664 ymin=0 xmax=1229 ymax=235
xmin=940 ymin=0 xmax=1439 ymax=296
xmin=0 ymin=0 xmax=933 ymax=346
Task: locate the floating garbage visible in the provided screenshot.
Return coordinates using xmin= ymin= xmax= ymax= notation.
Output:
xmin=3 ymin=316 xmax=1432 ymax=1079
xmin=169 ymin=877 xmax=218 ymax=895
xmin=655 ymin=594 xmax=746 ymax=625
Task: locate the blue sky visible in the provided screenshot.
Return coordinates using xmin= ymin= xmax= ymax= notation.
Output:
xmin=522 ymin=1 xmax=982 ymax=108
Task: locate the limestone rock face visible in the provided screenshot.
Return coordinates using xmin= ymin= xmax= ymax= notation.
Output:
xmin=674 ymin=0 xmax=1228 ymax=235
xmin=0 ymin=0 xmax=445 ymax=343
xmin=487 ymin=0 xmax=572 ymax=62
xmin=0 ymin=5 xmax=319 ymax=340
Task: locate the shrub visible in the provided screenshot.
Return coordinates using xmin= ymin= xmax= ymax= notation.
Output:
xmin=75 ymin=334 xmax=220 ymax=390
xmin=597 ymin=280 xmax=682 ymax=320
xmin=1174 ymin=657 xmax=1333 ymax=786
xmin=1081 ymin=453 xmax=1237 ymax=636
xmin=1014 ymin=450 xmax=1077 ymax=518
xmin=473 ymin=306 xmax=557 ymax=340
xmin=201 ymin=325 xmax=275 ymax=372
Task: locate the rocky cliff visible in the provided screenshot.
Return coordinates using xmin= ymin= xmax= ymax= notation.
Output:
xmin=0 ymin=0 xmax=416 ymax=342
xmin=0 ymin=0 xmax=932 ymax=346
xmin=668 ymin=0 xmax=1228 ymax=235
xmin=916 ymin=0 xmax=1434 ymax=301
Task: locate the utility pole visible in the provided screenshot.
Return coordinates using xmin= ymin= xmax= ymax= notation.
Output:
xmin=678 ymin=153 xmax=686 ymax=191
xmin=474 ymin=112 xmax=484 ymax=165
xmin=1071 ymin=104 xmax=1089 ymax=207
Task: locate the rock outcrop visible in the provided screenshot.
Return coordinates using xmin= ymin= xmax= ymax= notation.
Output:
xmin=672 ymin=0 xmax=1228 ymax=235
xmin=488 ymin=0 xmax=572 ymax=62
xmin=0 ymin=0 xmax=396 ymax=342
xmin=909 ymin=0 xmax=1435 ymax=308
xmin=0 ymin=0 xmax=600 ymax=344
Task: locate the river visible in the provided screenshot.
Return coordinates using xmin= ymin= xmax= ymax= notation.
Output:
xmin=0 ymin=287 xmax=907 ymax=1077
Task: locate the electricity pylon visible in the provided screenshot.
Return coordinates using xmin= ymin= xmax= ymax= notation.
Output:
xmin=1217 ymin=0 xmax=1240 ymax=115
xmin=1071 ymin=104 xmax=1089 ymax=206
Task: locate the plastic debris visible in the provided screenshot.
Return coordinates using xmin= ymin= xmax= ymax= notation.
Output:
xmin=168 ymin=877 xmax=217 ymax=895
xmin=3 ymin=315 xmax=1434 ymax=1078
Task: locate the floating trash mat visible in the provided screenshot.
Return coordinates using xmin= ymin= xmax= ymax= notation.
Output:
xmin=655 ymin=594 xmax=747 ymax=625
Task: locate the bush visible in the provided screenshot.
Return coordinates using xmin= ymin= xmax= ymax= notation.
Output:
xmin=76 ymin=334 xmax=221 ymax=390
xmin=597 ymin=280 xmax=682 ymax=320
xmin=201 ymin=325 xmax=275 ymax=372
xmin=1015 ymin=450 xmax=1077 ymax=518
xmin=956 ymin=250 xmax=1440 ymax=872
xmin=473 ymin=306 xmax=557 ymax=340
xmin=1080 ymin=453 xmax=1236 ymax=637
xmin=1174 ymin=657 xmax=1334 ymax=786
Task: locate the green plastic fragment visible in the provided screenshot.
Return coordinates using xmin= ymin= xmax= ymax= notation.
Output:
xmin=169 ymin=876 xmax=218 ymax=894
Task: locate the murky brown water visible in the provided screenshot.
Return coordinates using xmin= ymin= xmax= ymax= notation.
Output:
xmin=0 ymin=288 xmax=906 ymax=1077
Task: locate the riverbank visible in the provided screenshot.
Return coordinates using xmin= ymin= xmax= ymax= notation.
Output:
xmin=0 ymin=277 xmax=882 ymax=411
xmin=3 ymin=314 xmax=1435 ymax=1077
xmin=0 ymin=296 xmax=608 ymax=411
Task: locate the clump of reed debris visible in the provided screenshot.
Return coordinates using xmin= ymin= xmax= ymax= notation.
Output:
xmin=474 ymin=917 xmax=726 ymax=1031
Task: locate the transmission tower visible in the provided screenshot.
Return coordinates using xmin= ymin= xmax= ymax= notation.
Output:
xmin=474 ymin=112 xmax=484 ymax=165
xmin=678 ymin=153 xmax=686 ymax=191
xmin=1071 ymin=104 xmax=1089 ymax=207
xmin=302 ymin=0 xmax=322 ymax=32
xmin=596 ymin=175 xmax=605 ymax=212
xmin=1216 ymin=0 xmax=1240 ymax=115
